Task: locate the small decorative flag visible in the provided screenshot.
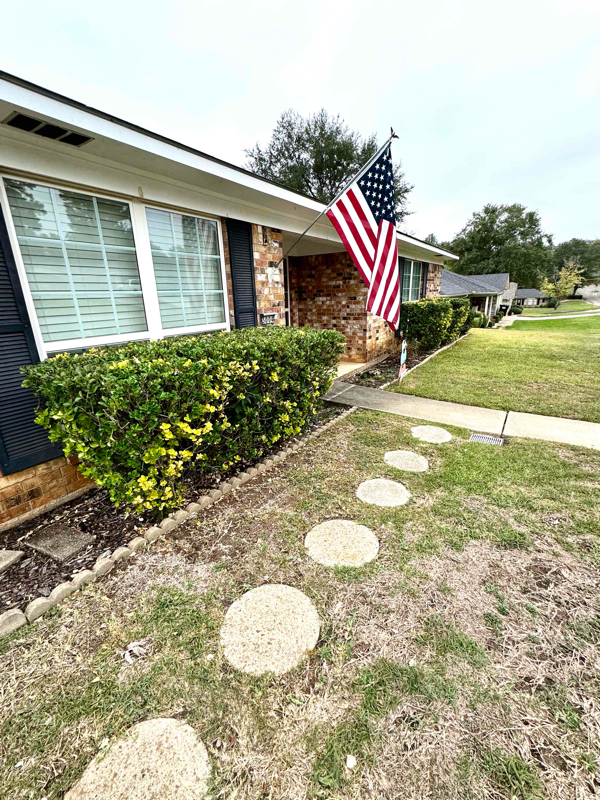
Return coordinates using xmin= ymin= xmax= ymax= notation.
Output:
xmin=326 ymin=145 xmax=400 ymax=330
xmin=398 ymin=338 xmax=407 ymax=379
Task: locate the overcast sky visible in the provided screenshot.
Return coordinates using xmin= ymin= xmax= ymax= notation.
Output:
xmin=2 ymin=0 xmax=598 ymax=243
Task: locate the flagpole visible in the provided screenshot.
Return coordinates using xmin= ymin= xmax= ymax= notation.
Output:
xmin=273 ymin=129 xmax=399 ymax=269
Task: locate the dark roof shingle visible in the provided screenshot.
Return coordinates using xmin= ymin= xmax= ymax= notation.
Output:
xmin=516 ymin=288 xmax=548 ymax=299
xmin=440 ymin=270 xmax=510 ymax=297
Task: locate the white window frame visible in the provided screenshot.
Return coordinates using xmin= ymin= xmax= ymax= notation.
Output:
xmin=0 ymin=174 xmax=231 ymax=358
xmin=402 ymin=259 xmax=423 ymax=303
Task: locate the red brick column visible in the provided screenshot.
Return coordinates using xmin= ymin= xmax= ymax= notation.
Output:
xmin=252 ymin=225 xmax=285 ymax=325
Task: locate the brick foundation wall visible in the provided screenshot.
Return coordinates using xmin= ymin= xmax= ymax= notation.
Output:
xmin=289 ymin=252 xmax=369 ymax=362
xmin=252 ymin=225 xmax=285 ymax=325
xmin=0 ymin=456 xmax=93 ymax=531
xmin=366 ymin=312 xmax=398 ymax=361
xmin=425 ymin=263 xmax=442 ymax=298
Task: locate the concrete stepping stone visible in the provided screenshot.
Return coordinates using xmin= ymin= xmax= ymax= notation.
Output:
xmin=25 ymin=523 xmax=93 ymax=562
xmin=65 ymin=718 xmax=210 ymax=800
xmin=0 ymin=549 xmax=24 ymax=575
xmin=220 ymin=584 xmax=320 ymax=676
xmin=356 ymin=478 xmax=411 ymax=507
xmin=384 ymin=450 xmax=429 ymax=472
xmin=305 ymin=520 xmax=379 ymax=567
xmin=411 ymin=425 xmax=453 ymax=443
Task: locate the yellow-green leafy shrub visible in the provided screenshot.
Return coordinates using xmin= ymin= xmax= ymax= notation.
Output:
xmin=23 ymin=327 xmax=344 ymax=516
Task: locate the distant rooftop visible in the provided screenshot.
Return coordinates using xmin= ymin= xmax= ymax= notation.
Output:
xmin=516 ymin=288 xmax=548 ymax=299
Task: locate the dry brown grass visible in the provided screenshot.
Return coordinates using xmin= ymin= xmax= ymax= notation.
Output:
xmin=1 ymin=410 xmax=599 ymax=799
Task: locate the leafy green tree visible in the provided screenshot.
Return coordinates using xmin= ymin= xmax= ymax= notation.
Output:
xmin=447 ymin=203 xmax=553 ymax=287
xmin=552 ymin=238 xmax=600 ymax=284
xmin=541 ymin=259 xmax=585 ymax=309
xmin=245 ymin=109 xmax=413 ymax=223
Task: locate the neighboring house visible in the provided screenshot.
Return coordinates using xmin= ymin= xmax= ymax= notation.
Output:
xmin=501 ymin=281 xmax=518 ymax=307
xmin=513 ymin=288 xmax=548 ymax=307
xmin=440 ymin=270 xmax=513 ymax=316
xmin=0 ymin=71 xmax=457 ymax=530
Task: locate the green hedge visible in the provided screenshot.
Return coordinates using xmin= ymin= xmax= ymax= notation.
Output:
xmin=23 ymin=327 xmax=344 ymax=516
xmin=448 ymin=298 xmax=471 ymax=339
xmin=400 ymin=297 xmax=475 ymax=351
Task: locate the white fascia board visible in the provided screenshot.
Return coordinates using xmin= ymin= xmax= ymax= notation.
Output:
xmin=396 ymin=231 xmax=458 ymax=262
xmin=0 ymin=78 xmax=324 ymax=214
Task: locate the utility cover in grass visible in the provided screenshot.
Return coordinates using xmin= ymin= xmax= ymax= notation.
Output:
xmin=305 ymin=520 xmax=379 ymax=567
xmin=384 ymin=450 xmax=429 ymax=472
xmin=411 ymin=425 xmax=453 ymax=443
xmin=65 ymin=718 xmax=210 ymax=800
xmin=221 ymin=584 xmax=320 ymax=676
xmin=356 ymin=478 xmax=411 ymax=507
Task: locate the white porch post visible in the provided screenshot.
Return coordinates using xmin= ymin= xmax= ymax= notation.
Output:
xmin=484 ymin=296 xmax=490 ymax=316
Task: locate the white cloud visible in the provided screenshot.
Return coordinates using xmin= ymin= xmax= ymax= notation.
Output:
xmin=1 ymin=0 xmax=599 ymax=242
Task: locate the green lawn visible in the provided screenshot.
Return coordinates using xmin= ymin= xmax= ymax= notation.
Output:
xmin=389 ymin=317 xmax=600 ymax=421
xmin=1 ymin=411 xmax=599 ymax=799
xmin=520 ymin=299 xmax=598 ymax=316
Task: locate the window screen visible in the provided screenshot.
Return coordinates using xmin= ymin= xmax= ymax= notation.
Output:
xmin=4 ymin=179 xmax=146 ymax=343
xmin=402 ymin=260 xmax=423 ymax=303
xmin=146 ymin=208 xmax=225 ymax=330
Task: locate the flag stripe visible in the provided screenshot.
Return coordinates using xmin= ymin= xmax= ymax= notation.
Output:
xmin=336 ymin=195 xmax=376 ymax=266
xmin=367 ymin=221 xmax=394 ymax=311
xmin=346 ymin=189 xmax=377 ymax=247
xmin=326 ymin=207 xmax=372 ymax=284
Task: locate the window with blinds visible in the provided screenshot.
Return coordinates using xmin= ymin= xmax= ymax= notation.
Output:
xmin=4 ymin=179 xmax=147 ymax=343
xmin=146 ymin=208 xmax=225 ymax=330
xmin=402 ymin=260 xmax=423 ymax=303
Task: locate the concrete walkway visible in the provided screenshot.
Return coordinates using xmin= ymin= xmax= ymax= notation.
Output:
xmin=325 ymin=382 xmax=600 ymax=450
xmin=499 ymin=310 xmax=600 ymax=327
xmin=326 ymin=382 xmax=506 ymax=434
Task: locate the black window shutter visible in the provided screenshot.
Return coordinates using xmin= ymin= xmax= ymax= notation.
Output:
xmin=420 ymin=262 xmax=429 ymax=299
xmin=226 ymin=219 xmax=257 ymax=328
xmin=0 ymin=206 xmax=62 ymax=475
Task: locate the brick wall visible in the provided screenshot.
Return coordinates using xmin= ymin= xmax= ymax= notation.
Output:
xmin=289 ymin=252 xmax=369 ymax=362
xmin=426 ymin=263 xmax=442 ymax=298
xmin=0 ymin=456 xmax=93 ymax=532
xmin=252 ymin=225 xmax=285 ymax=325
xmin=366 ymin=312 xmax=398 ymax=361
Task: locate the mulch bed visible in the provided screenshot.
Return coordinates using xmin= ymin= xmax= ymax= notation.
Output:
xmin=344 ymin=346 xmax=426 ymax=389
xmin=0 ymin=404 xmax=345 ymax=613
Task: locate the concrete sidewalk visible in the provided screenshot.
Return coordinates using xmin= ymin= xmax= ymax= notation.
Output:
xmin=504 ymin=411 xmax=600 ymax=450
xmin=326 ymin=382 xmax=507 ymax=434
xmin=325 ymin=382 xmax=600 ymax=450
xmin=499 ymin=310 xmax=600 ymax=327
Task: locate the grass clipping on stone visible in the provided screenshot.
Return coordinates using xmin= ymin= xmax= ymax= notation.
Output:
xmin=0 ymin=409 xmax=599 ymax=799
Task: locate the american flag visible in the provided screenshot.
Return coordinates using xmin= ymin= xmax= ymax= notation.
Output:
xmin=326 ymin=145 xmax=400 ymax=330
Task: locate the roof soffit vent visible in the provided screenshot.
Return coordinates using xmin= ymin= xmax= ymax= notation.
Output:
xmin=2 ymin=112 xmax=93 ymax=147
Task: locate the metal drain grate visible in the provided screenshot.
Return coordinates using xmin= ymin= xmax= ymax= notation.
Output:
xmin=469 ymin=433 xmax=504 ymax=446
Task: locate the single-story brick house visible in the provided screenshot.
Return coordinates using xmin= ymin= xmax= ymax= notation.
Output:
xmin=0 ymin=71 xmax=457 ymax=530
xmin=440 ymin=269 xmax=516 ymax=316
xmin=513 ymin=288 xmax=548 ymax=307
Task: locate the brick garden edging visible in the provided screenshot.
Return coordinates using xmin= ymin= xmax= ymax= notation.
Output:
xmin=0 ymin=408 xmax=357 ymax=638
